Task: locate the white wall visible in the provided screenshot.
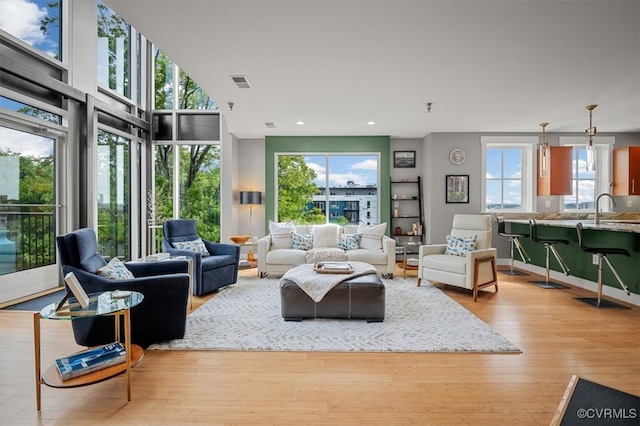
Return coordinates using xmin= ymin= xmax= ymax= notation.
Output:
xmin=233 ymin=132 xmax=639 ymax=259
xmin=234 ymin=139 xmax=266 ymax=239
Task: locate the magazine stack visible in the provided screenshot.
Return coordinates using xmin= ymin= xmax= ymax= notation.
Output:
xmin=55 ymin=342 xmax=126 ymax=380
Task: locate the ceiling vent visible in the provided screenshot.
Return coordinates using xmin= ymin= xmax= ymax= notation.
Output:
xmin=230 ymin=75 xmax=251 ymax=89
xmin=264 ymin=122 xmax=276 ymax=128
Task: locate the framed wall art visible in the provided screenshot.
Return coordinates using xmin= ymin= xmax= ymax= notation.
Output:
xmin=393 ymin=151 xmax=416 ymax=168
xmin=445 ymin=175 xmax=469 ymax=203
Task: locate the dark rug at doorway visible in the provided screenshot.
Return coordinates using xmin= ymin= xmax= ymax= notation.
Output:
xmin=550 ymin=375 xmax=640 ymax=425
xmin=2 ymin=290 xmax=65 ymax=312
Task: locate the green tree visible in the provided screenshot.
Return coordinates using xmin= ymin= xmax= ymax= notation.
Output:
xmin=0 ymin=148 xmax=55 ymax=270
xmin=277 ymin=156 xmax=325 ymax=224
xmin=153 ymin=50 xmax=221 ymax=240
xmin=97 ymin=1 xmax=130 ymax=96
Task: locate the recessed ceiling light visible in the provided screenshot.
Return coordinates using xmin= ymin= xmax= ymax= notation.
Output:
xmin=366 ymin=121 xmax=376 ymax=125
xmin=296 ymin=121 xmax=305 ymax=126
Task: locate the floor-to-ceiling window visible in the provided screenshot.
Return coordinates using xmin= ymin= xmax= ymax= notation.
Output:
xmin=150 ymin=49 xmax=220 ymax=246
xmin=96 ymin=129 xmax=130 ymax=260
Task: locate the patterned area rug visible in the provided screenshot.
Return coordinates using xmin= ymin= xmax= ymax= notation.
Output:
xmin=149 ymin=277 xmax=520 ymax=353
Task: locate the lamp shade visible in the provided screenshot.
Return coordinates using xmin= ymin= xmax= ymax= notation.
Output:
xmin=240 ymin=191 xmax=262 ymax=205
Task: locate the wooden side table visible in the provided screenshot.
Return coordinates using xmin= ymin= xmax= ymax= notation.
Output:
xmin=34 ymin=291 xmax=144 ymax=411
xmin=402 ymin=240 xmax=421 ymax=277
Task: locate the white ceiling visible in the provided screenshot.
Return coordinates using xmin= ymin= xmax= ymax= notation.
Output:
xmin=105 ymin=0 xmax=640 ymax=139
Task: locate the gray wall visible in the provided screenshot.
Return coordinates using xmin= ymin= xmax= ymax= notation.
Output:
xmin=235 ymin=132 xmax=640 ymax=260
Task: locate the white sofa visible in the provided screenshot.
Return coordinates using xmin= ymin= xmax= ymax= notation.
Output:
xmin=258 ymin=223 xmax=396 ymax=278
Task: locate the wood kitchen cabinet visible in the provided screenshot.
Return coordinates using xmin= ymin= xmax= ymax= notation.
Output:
xmin=537 ymin=146 xmax=572 ymax=196
xmin=613 ymin=146 xmax=640 ymax=195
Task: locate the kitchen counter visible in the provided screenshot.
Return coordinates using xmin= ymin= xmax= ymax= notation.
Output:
xmin=505 ymin=217 xmax=639 ymax=297
xmin=507 ymin=219 xmax=640 ymax=234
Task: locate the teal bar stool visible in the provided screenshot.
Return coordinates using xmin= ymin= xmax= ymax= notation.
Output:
xmin=575 ymin=222 xmax=631 ymax=309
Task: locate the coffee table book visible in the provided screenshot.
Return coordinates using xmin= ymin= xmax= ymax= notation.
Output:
xmin=55 ymin=342 xmax=126 ymax=380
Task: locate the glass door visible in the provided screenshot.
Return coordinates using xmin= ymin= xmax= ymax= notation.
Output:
xmin=0 ymin=125 xmax=59 ymax=303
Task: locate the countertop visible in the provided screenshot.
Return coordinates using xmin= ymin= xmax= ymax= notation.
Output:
xmin=506 ymin=219 xmax=640 ymax=233
xmin=500 ymin=212 xmax=640 ymax=234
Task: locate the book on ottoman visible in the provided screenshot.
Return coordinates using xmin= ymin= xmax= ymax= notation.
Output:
xmin=55 ymin=342 xmax=126 ymax=380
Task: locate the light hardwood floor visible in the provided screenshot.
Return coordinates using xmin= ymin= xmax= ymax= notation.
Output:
xmin=1 ymin=265 xmax=638 ymax=425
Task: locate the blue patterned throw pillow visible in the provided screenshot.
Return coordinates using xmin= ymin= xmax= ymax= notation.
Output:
xmin=291 ymin=232 xmax=313 ymax=250
xmin=444 ymin=235 xmax=477 ymax=256
xmin=338 ymin=233 xmax=360 ymax=250
xmin=96 ymin=257 xmax=134 ymax=280
xmin=173 ymin=238 xmax=210 ymax=256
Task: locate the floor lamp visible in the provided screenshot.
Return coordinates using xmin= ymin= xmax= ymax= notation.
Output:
xmin=240 ymin=190 xmax=262 ymax=241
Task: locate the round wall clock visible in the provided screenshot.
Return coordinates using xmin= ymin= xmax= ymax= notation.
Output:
xmin=449 ymin=148 xmax=466 ymax=165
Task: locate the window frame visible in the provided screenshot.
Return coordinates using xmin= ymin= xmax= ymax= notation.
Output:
xmin=274 ymin=152 xmax=381 ymax=225
xmin=559 ymin=136 xmax=614 ymax=212
xmin=481 ymin=136 xmax=536 ymax=213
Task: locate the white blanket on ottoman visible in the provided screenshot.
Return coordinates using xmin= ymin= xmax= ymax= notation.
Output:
xmin=281 ymin=261 xmax=379 ymax=303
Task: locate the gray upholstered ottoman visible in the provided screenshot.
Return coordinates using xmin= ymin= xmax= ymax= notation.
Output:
xmin=280 ymin=272 xmax=385 ymax=322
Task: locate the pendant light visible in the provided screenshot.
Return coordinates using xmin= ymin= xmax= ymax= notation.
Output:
xmin=539 ymin=122 xmax=550 ymax=177
xmin=585 ymin=104 xmax=597 ymax=171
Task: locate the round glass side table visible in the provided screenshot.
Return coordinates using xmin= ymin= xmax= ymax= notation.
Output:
xmin=34 ymin=291 xmax=144 ymax=412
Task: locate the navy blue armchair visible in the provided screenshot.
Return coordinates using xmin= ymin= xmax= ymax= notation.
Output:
xmin=56 ymin=228 xmax=191 ymax=349
xmin=162 ymin=219 xmax=240 ymax=295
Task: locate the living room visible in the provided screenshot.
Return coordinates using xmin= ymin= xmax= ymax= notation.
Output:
xmin=1 ymin=0 xmax=639 ymax=424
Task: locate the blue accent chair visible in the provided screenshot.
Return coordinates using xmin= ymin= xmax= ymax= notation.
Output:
xmin=56 ymin=228 xmax=191 ymax=349
xmin=162 ymin=219 xmax=240 ymax=295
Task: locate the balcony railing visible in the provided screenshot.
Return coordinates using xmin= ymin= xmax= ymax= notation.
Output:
xmin=0 ymin=205 xmax=56 ymax=275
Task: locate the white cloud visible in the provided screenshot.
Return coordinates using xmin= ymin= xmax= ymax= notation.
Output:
xmin=0 ymin=1 xmax=47 ymax=46
xmin=351 ymin=159 xmax=378 ymax=170
xmin=0 ymin=127 xmax=53 ymax=157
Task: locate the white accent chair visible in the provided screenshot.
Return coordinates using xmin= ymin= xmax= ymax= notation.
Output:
xmin=416 ymin=214 xmax=498 ymax=301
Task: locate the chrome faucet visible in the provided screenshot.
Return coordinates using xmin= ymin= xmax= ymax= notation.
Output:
xmin=594 ymin=193 xmax=616 ymax=225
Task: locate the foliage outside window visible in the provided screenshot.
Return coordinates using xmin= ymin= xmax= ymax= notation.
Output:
xmin=152 ymin=50 xmax=220 ymax=241
xmin=97 ymin=1 xmax=131 ymax=98
xmin=153 ymin=49 xmax=174 ymax=109
xmin=277 ymin=154 xmax=379 ymax=225
xmin=0 ymin=97 xmax=62 ymax=125
xmin=0 ymin=0 xmax=61 ymax=60
xmin=97 ymin=129 xmax=130 ymax=260
xmin=0 ymin=126 xmax=56 ymax=274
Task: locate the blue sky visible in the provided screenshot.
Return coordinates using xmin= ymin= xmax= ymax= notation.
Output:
xmin=304 ymin=155 xmax=378 ymax=188
xmin=0 ymin=0 xmax=60 ymax=58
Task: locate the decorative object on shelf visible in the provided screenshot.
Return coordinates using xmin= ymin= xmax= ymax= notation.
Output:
xmin=393 ymin=208 xmax=399 ymax=217
xmin=585 ymin=104 xmax=597 ymax=171
xmin=446 ymin=175 xmax=469 ymax=203
xmin=539 ymin=122 xmax=550 ymax=177
xmin=240 ymin=190 xmax=262 ymax=239
xmin=390 ymin=176 xmax=424 ymax=264
xmin=393 ymin=150 xmax=416 ymax=168
xmin=449 ymin=148 xmax=465 ymax=165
